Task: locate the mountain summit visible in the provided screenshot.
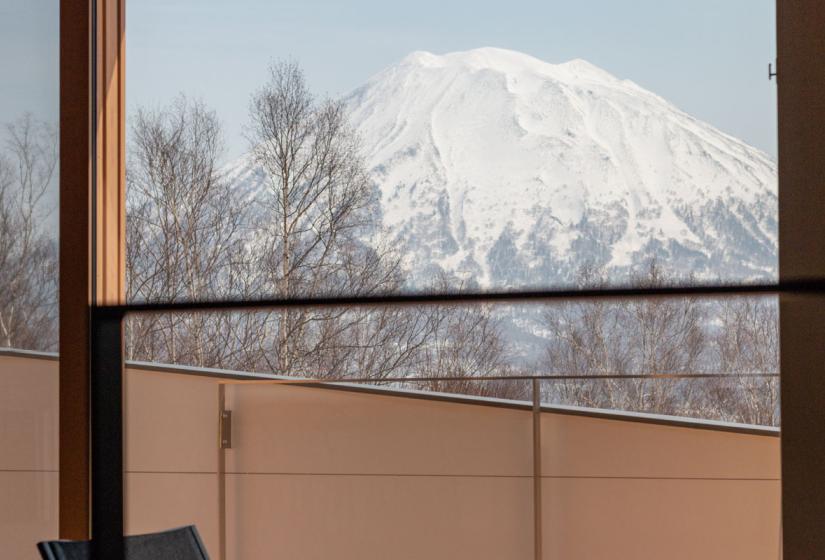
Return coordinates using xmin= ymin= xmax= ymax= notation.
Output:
xmin=343 ymin=47 xmax=777 ymax=287
xmin=229 ymin=48 xmax=777 ymax=289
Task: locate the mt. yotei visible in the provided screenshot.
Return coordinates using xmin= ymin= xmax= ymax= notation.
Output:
xmin=229 ymin=48 xmax=777 ymax=289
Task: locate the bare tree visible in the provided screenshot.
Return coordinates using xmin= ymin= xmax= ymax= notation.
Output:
xmin=0 ymin=114 xmax=58 ymax=351
xmin=396 ymin=275 xmax=526 ymax=399
xmin=541 ymin=263 xmax=632 ymax=409
xmin=702 ymin=297 xmax=780 ymax=426
xmin=417 ymin=302 xmax=526 ymax=399
xmin=622 ymin=262 xmax=706 ymax=415
xmin=246 ymin=60 xmax=411 ymax=375
xmin=543 ymin=261 xmax=706 ymax=416
xmin=126 ymin=97 xmax=267 ymax=369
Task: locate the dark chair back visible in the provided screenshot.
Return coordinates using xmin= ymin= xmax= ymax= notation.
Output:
xmin=37 ymin=525 xmax=209 ymax=560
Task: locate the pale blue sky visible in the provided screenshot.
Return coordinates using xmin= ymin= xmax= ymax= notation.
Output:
xmin=0 ymin=0 xmax=59 ymax=132
xmin=0 ymin=0 xmax=777 ymax=163
xmin=126 ymin=0 xmax=778 ymax=160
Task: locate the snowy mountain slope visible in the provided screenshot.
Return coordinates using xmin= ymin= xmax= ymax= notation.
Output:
xmin=230 ymin=47 xmax=778 ymax=290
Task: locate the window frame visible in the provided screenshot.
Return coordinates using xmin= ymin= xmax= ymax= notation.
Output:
xmin=57 ymin=1 xmax=825 ymax=556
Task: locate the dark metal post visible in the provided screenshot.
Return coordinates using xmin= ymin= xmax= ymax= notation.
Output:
xmin=532 ymin=378 xmax=543 ymax=560
xmin=217 ymin=384 xmax=228 ymax=560
xmin=90 ymin=307 xmax=125 ymax=560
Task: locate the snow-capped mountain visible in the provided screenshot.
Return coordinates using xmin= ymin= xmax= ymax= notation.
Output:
xmin=232 ymin=47 xmax=778 ymax=289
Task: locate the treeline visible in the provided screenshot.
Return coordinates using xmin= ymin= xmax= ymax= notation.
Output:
xmin=0 ymin=61 xmax=779 ymax=426
xmin=542 ymin=263 xmax=778 ymax=426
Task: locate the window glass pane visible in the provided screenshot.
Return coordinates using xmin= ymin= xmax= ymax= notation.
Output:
xmin=0 ymin=0 xmax=59 ymax=350
xmin=0 ymin=0 xmax=60 ymax=555
xmin=124 ymin=4 xmax=780 ymax=555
